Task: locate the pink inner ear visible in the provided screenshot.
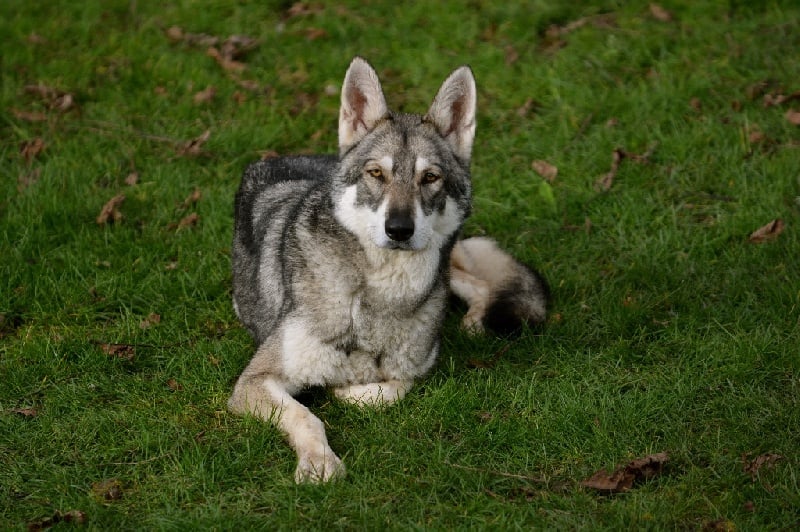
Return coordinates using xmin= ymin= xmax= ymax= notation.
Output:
xmin=349 ymin=87 xmax=369 ymax=133
xmin=443 ymin=97 xmax=465 ymax=137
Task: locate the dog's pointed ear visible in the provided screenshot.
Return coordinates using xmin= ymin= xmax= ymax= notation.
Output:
xmin=339 ymin=57 xmax=389 ymax=153
xmin=425 ymin=66 xmax=477 ymax=162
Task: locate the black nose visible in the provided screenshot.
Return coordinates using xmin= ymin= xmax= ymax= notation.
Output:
xmin=385 ymin=214 xmax=414 ymax=242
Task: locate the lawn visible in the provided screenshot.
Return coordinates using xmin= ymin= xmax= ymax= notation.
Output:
xmin=2 ymin=0 xmax=799 ymax=529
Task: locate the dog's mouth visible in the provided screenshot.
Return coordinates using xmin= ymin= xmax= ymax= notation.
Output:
xmin=383 ymin=240 xmax=414 ymax=251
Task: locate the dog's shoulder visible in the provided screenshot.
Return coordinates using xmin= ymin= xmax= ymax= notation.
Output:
xmin=240 ymin=154 xmax=338 ymax=192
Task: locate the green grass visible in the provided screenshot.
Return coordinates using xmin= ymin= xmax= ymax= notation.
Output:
xmin=2 ymin=0 xmax=799 ymax=529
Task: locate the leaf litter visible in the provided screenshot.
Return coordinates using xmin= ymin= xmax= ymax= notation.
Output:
xmin=581 ymin=452 xmax=669 ymax=493
xmin=96 ymin=194 xmax=126 ymax=225
xmin=742 ymin=452 xmax=783 ymax=480
xmin=595 ymin=144 xmax=658 ymax=191
xmin=748 ymin=219 xmax=784 ymax=243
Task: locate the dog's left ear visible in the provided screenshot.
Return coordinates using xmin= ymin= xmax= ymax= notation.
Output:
xmin=339 ymin=57 xmax=389 ymax=154
xmin=425 ymin=66 xmax=477 ymax=162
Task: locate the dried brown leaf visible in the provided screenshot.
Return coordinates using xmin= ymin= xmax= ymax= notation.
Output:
xmin=286 ymin=2 xmax=324 ymax=18
xmin=532 ymin=159 xmax=558 ymax=182
xmin=581 ymin=467 xmax=635 ymax=492
xmin=742 ymin=453 xmax=783 ymax=479
xmin=649 ymin=3 xmax=673 ymax=22
xmin=92 ymin=478 xmax=123 ymax=501
xmin=11 ymin=108 xmax=47 ymax=122
xmin=20 ymin=138 xmax=46 ymax=163
xmin=100 ymin=343 xmax=135 ymax=361
xmin=24 ymin=84 xmax=75 ymax=112
xmin=26 ymin=510 xmax=86 ymax=531
xmin=165 ymin=25 xmax=184 ymax=41
xmin=177 ymin=129 xmax=211 ymax=157
xmin=181 ymin=187 xmax=202 ymax=209
xmin=595 ymin=148 xmax=625 ymax=191
xmin=139 ymin=313 xmax=161 ymax=329
xmin=303 ymin=27 xmax=328 ymax=41
xmin=193 ymin=85 xmax=217 ymax=104
xmin=786 ymin=109 xmax=800 ymax=125
xmin=748 ymin=219 xmax=784 ymax=243
xmin=177 ymin=212 xmax=199 ymax=229
xmin=690 ymin=97 xmax=702 ymax=111
xmin=166 ymin=378 xmax=183 ymax=391
xmin=10 ymin=407 xmax=38 ymax=417
xmin=581 ymin=452 xmax=669 ymax=493
xmin=96 ymin=194 xmax=126 ymax=225
xmin=516 ymin=98 xmax=538 ymax=118
xmin=124 ymin=171 xmax=139 ymax=186
xmin=221 ymin=35 xmax=260 ymax=59
xmin=207 ymin=46 xmax=245 ymax=72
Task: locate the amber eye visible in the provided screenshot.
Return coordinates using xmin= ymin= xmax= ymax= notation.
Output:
xmin=421 ymin=171 xmax=440 ymax=184
xmin=366 ymin=168 xmax=384 ymax=181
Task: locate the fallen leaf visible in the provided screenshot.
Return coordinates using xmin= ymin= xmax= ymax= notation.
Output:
xmin=581 ymin=452 xmax=669 ymax=493
xmin=742 ymin=452 xmax=783 ymax=479
xmin=26 ymin=510 xmax=86 ymax=531
xmin=649 ymin=3 xmax=673 ymax=22
xmin=207 ymin=46 xmax=245 ymax=72
xmin=516 ymin=98 xmax=538 ymax=117
xmin=166 ymin=378 xmax=183 ymax=391
xmin=181 ymin=187 xmax=202 ymax=209
xmin=96 ymin=194 xmax=126 ymax=225
xmin=748 ymin=219 xmax=784 ymax=243
xmin=124 ymin=171 xmax=139 ymax=186
xmin=165 ymin=25 xmax=184 ymax=41
xmin=690 ymin=97 xmax=702 ymax=111
xmin=11 ymin=108 xmax=47 ymax=122
xmin=221 ymin=35 xmax=260 ymax=59
xmin=763 ymin=90 xmax=800 ymax=108
xmin=286 ymin=2 xmax=324 ymax=18
xmin=177 ymin=129 xmax=211 ymax=157
xmin=303 ymin=27 xmax=329 ymax=41
xmin=24 ymin=84 xmax=75 ymax=112
xmin=91 ymin=478 xmax=123 ymax=501
xmin=786 ymin=109 xmax=800 ymax=125
xmin=10 ymin=407 xmax=38 ymax=417
xmin=139 ymin=313 xmax=161 ymax=329
xmin=580 ymin=467 xmax=635 ymax=492
xmin=99 ymin=343 xmax=135 ymax=361
xmin=595 ymin=148 xmax=625 ymax=191
xmin=20 ymin=138 xmax=45 ymax=163
xmin=176 ymin=212 xmax=200 ymax=229
xmin=193 ymin=85 xmax=217 ymax=104
xmin=532 ymin=159 xmax=558 ymax=182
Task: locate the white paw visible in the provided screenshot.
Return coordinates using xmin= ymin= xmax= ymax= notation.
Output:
xmin=461 ymin=308 xmax=486 ymax=334
xmin=334 ymin=382 xmax=405 ymax=408
xmin=294 ymin=448 xmax=345 ymax=483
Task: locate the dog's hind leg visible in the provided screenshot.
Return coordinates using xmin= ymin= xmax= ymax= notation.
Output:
xmin=334 ymin=379 xmax=413 ymax=408
xmin=228 ymin=372 xmax=345 ymax=483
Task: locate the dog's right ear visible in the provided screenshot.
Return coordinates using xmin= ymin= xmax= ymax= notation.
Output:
xmin=339 ymin=57 xmax=389 ymax=154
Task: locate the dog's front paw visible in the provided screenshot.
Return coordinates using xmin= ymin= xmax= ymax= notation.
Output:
xmin=294 ymin=448 xmax=345 ymax=483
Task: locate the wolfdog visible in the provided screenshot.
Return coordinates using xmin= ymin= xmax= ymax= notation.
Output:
xmin=229 ymin=57 xmax=548 ymax=483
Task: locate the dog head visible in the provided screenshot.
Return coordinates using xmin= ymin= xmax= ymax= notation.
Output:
xmin=333 ymin=57 xmax=476 ymax=252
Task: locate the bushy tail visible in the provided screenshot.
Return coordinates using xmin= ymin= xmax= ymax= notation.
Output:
xmin=449 ymin=237 xmax=549 ymax=336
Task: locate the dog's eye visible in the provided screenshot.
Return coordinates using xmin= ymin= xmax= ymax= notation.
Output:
xmin=366 ymin=168 xmax=384 ymax=181
xmin=421 ymin=171 xmax=440 ymax=185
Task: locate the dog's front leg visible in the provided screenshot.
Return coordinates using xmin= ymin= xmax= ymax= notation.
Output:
xmin=334 ymin=379 xmax=413 ymax=408
xmin=228 ymin=373 xmax=345 ymax=483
